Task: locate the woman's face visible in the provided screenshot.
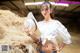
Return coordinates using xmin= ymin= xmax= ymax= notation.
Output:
xmin=41 ymin=4 xmax=51 ymax=18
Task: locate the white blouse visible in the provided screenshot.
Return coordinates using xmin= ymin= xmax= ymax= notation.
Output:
xmin=38 ymin=19 xmax=72 ymax=45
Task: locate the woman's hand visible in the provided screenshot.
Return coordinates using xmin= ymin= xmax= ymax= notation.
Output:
xmin=58 ymin=42 xmax=66 ymax=52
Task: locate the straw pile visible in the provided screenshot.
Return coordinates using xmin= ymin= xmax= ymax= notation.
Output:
xmin=0 ymin=10 xmax=33 ymax=45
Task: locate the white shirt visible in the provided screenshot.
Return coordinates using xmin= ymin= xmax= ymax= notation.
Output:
xmin=38 ymin=19 xmax=71 ymax=45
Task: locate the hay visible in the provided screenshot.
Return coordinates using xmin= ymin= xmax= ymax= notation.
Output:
xmin=0 ymin=10 xmax=40 ymax=53
xmin=0 ymin=10 xmax=33 ymax=45
xmin=0 ymin=24 xmax=5 ymax=39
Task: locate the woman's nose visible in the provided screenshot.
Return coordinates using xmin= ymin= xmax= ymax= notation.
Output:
xmin=43 ymin=11 xmax=48 ymax=15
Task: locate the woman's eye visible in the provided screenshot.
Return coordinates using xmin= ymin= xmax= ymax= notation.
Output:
xmin=41 ymin=8 xmax=48 ymax=11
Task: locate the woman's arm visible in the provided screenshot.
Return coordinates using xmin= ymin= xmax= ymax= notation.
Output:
xmin=56 ymin=20 xmax=72 ymax=51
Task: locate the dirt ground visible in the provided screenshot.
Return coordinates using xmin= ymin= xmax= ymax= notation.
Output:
xmin=61 ymin=32 xmax=80 ymax=53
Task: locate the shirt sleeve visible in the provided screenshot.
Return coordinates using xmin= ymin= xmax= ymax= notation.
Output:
xmin=24 ymin=18 xmax=35 ymax=30
xmin=56 ymin=20 xmax=72 ymax=44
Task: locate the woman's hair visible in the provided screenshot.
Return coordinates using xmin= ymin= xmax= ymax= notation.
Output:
xmin=41 ymin=2 xmax=52 ymax=9
xmin=41 ymin=2 xmax=54 ymax=19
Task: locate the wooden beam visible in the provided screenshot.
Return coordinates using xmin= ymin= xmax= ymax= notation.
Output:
xmin=9 ymin=0 xmax=20 ymax=10
xmin=71 ymin=6 xmax=80 ymax=12
xmin=21 ymin=0 xmax=24 ymax=3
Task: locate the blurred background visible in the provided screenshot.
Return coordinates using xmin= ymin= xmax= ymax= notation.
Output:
xmin=0 ymin=0 xmax=80 ymax=53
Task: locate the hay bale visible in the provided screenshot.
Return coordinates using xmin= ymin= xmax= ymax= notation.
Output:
xmin=0 ymin=26 xmax=5 ymax=39
xmin=0 ymin=10 xmax=39 ymax=53
xmin=0 ymin=10 xmax=33 ymax=45
xmin=0 ymin=23 xmax=6 ymax=39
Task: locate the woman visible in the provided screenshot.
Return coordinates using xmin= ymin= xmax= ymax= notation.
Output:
xmin=23 ymin=1 xmax=72 ymax=53
xmin=37 ymin=1 xmax=72 ymax=53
